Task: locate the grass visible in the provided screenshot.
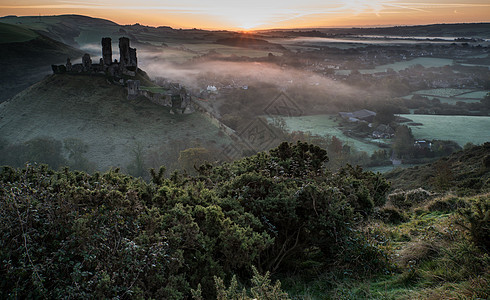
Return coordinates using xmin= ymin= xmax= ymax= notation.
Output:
xmin=0 ymin=22 xmax=39 ymax=43
xmin=140 ymin=86 xmax=170 ymax=93
xmin=337 ymin=58 xmax=455 ymax=75
xmin=283 ymin=194 xmax=490 ymax=299
xmin=400 ymin=114 xmax=490 ymax=146
xmin=456 ymin=90 xmax=488 ymax=99
xmin=413 ymin=88 xmax=474 ymax=98
xmin=366 ymin=57 xmax=454 ymax=74
xmin=403 ymin=88 xmax=489 ymax=104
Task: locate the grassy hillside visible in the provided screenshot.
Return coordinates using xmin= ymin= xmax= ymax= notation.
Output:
xmin=0 ymin=22 xmax=39 ymax=43
xmin=0 ymin=74 xmax=232 ymax=173
xmin=0 ymin=15 xmax=119 ymax=46
xmin=0 ymin=23 xmax=83 ymax=102
xmin=385 ymin=143 xmax=490 ymax=194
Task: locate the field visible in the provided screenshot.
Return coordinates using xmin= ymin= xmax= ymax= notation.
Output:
xmin=403 ymin=88 xmax=488 ymax=104
xmin=401 ymin=114 xmax=490 ymax=146
xmin=336 ymin=57 xmax=454 ymax=75
xmin=268 ymin=115 xmax=383 ymax=154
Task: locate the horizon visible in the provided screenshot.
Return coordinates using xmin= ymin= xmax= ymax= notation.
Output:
xmin=1 ymin=0 xmax=489 ymax=30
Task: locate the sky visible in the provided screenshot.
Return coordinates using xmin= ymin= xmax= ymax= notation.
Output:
xmin=1 ymin=0 xmax=489 ymax=30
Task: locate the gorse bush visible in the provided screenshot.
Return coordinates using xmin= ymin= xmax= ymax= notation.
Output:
xmin=0 ymin=142 xmax=391 ymax=299
xmin=457 ymin=195 xmax=490 ymax=252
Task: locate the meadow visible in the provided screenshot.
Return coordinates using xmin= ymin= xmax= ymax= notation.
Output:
xmin=403 ymin=88 xmax=489 ymax=104
xmin=336 ymin=57 xmax=454 ymax=75
xmin=401 ymin=114 xmax=490 ymax=146
xmin=267 ymin=115 xmax=384 ymax=154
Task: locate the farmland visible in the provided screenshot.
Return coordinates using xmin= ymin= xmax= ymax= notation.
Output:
xmin=403 ymin=88 xmax=489 ymax=104
xmin=267 ymin=115 xmax=384 ymax=154
xmin=401 ymin=114 xmax=490 ymax=146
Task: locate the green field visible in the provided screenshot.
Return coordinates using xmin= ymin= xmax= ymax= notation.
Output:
xmin=0 ymin=22 xmax=39 ymax=43
xmin=414 ymin=88 xmax=473 ymax=98
xmin=361 ymin=57 xmax=454 ymax=74
xmin=404 ymin=88 xmax=488 ymax=104
xmin=267 ymin=115 xmax=383 ymax=154
xmin=336 ymin=57 xmax=455 ymax=75
xmin=401 ymin=114 xmax=490 ymax=146
xmin=456 ymin=90 xmax=489 ymax=99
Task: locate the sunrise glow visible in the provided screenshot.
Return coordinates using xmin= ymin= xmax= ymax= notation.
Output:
xmin=0 ymin=0 xmax=489 ymax=29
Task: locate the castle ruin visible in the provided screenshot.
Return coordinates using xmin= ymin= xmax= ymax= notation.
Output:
xmin=52 ymin=37 xmax=138 ymax=77
xmin=52 ymin=37 xmax=194 ymax=114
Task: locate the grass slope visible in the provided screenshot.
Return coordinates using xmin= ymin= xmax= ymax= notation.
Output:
xmin=0 ymin=74 xmax=231 ymax=171
xmin=0 ymin=15 xmax=119 ymax=46
xmin=0 ymin=22 xmax=39 ymax=43
xmin=0 ymin=24 xmax=83 ymax=102
xmin=385 ymin=143 xmax=490 ymax=193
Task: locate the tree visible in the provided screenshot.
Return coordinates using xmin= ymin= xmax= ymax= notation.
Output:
xmin=392 ymin=125 xmax=414 ymax=159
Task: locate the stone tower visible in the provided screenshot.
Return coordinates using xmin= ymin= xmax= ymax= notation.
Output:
xmin=101 ymin=37 xmax=112 ymax=65
xmin=119 ymin=37 xmax=130 ymax=68
xmin=119 ymin=37 xmax=137 ymax=71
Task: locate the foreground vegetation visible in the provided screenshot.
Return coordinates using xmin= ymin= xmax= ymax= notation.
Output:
xmin=0 ymin=142 xmax=488 ymax=299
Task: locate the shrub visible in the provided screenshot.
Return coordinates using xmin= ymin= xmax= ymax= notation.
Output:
xmin=458 ymin=196 xmax=490 ymax=252
xmin=0 ymin=142 xmax=392 ymax=298
xmin=377 ymin=205 xmax=408 ymax=224
xmin=388 ymin=188 xmax=433 ymax=209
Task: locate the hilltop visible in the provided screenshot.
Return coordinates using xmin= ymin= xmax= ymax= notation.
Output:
xmin=0 ymin=74 xmax=232 ymax=173
xmin=0 ymin=14 xmax=119 ymax=46
xmin=0 ymin=22 xmax=83 ymax=102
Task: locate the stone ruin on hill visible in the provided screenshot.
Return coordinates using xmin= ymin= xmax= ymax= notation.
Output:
xmin=52 ymin=37 xmax=194 ymax=114
xmin=52 ymin=37 xmax=137 ymax=77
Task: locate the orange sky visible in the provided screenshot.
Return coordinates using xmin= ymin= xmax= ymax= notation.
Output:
xmin=1 ymin=0 xmax=489 ymax=30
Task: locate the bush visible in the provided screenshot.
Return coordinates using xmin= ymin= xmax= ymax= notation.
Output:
xmin=388 ymin=188 xmax=433 ymax=209
xmin=377 ymin=205 xmax=408 ymax=224
xmin=458 ymin=196 xmax=490 ymax=252
xmin=0 ymin=142 xmax=392 ymax=298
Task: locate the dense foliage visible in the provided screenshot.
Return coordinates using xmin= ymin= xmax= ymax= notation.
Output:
xmin=0 ymin=141 xmax=390 ymax=299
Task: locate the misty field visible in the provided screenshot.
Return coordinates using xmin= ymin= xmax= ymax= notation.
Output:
xmin=268 ymin=115 xmax=382 ymax=154
xmin=403 ymin=88 xmax=488 ymax=104
xmin=401 ymin=114 xmax=490 ymax=146
xmin=414 ymin=88 xmax=474 ymax=98
xmin=336 ymin=57 xmax=454 ymax=75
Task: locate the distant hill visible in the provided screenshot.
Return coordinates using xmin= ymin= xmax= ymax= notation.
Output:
xmin=385 ymin=143 xmax=490 ymax=194
xmin=0 ymin=22 xmax=83 ymax=102
xmin=260 ymin=23 xmax=490 ymax=39
xmin=0 ymin=22 xmax=39 ymax=43
xmin=0 ymin=14 xmax=236 ymax=48
xmin=0 ymin=15 xmax=119 ymax=46
xmin=0 ymin=74 xmax=231 ymax=171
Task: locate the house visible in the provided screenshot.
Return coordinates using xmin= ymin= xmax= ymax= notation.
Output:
xmin=414 ymin=140 xmax=432 ymax=149
xmin=372 ymin=124 xmax=395 ymax=139
xmin=339 ymin=109 xmax=377 ymax=123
